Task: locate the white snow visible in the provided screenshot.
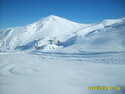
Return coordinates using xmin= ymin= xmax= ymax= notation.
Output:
xmin=0 ymin=51 xmax=125 ymax=94
xmin=0 ymin=15 xmax=125 ymax=52
xmin=0 ymin=15 xmax=125 ymax=94
xmin=0 ymin=15 xmax=88 ymax=51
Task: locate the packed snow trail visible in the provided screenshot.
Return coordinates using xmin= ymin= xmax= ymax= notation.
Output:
xmin=0 ymin=51 xmax=125 ymax=94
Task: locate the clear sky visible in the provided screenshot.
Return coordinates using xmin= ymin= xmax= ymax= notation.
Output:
xmin=0 ymin=0 xmax=125 ymax=29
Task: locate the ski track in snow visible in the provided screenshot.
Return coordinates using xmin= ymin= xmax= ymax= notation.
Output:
xmin=31 ymin=51 xmax=125 ymax=64
xmin=0 ymin=51 xmax=125 ymax=94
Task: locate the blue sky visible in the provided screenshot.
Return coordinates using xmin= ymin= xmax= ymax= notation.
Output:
xmin=0 ymin=0 xmax=125 ymax=29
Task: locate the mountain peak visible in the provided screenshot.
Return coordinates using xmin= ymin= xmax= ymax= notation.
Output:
xmin=43 ymin=15 xmax=63 ymax=21
xmin=47 ymin=15 xmax=60 ymax=18
xmin=29 ymin=15 xmax=64 ymax=26
xmin=35 ymin=15 xmax=73 ymax=25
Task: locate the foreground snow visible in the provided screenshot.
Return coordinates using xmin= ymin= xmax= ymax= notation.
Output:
xmin=0 ymin=51 xmax=125 ymax=94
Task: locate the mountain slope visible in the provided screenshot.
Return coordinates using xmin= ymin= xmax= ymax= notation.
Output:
xmin=0 ymin=15 xmax=125 ymax=52
xmin=60 ymin=18 xmax=125 ymax=52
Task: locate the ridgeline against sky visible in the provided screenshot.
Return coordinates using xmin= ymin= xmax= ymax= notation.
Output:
xmin=0 ymin=0 xmax=125 ymax=29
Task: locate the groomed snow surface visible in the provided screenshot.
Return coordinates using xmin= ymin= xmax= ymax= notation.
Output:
xmin=0 ymin=15 xmax=125 ymax=94
xmin=0 ymin=51 xmax=125 ymax=94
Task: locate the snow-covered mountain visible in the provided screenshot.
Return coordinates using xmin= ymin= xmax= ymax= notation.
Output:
xmin=1 ymin=16 xmax=125 ymax=94
xmin=0 ymin=15 xmax=125 ymax=52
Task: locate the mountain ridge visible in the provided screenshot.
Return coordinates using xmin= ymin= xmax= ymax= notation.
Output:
xmin=0 ymin=15 xmax=125 ymax=52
